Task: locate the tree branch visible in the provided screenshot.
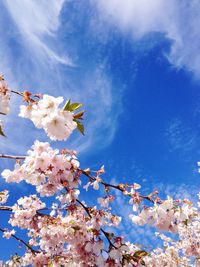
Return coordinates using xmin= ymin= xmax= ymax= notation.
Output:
xmin=80 ymin=169 xmax=155 ymax=203
xmin=0 ymin=154 xmax=25 ymax=160
xmin=0 ymin=227 xmax=39 ymax=254
xmin=0 ymin=206 xmax=12 ymax=211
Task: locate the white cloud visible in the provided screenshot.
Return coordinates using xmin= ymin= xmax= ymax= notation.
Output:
xmin=60 ymin=66 xmax=121 ymax=153
xmin=95 ymin=0 xmax=200 ymax=78
xmin=3 ymin=0 xmax=72 ymax=65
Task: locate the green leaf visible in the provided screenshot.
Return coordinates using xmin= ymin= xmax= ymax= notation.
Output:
xmin=63 ymin=100 xmax=83 ymax=112
xmin=69 ymin=102 xmax=83 ymax=111
xmin=63 ymin=99 xmax=71 ymax=111
xmin=74 ymin=119 xmax=84 ymax=135
xmin=0 ymin=124 xmax=6 ymax=137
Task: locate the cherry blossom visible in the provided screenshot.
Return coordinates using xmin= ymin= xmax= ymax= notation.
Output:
xmin=2 ymin=229 xmax=16 ymax=239
xmin=1 ymin=140 xmax=80 ymax=197
xmin=0 ymin=76 xmax=200 ymax=266
xmin=0 ymin=76 xmax=10 ymax=115
xmin=19 ymin=94 xmax=77 ymax=141
xmin=0 ymin=190 xmax=9 ymax=204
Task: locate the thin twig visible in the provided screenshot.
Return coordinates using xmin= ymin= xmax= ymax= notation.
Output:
xmin=0 ymin=154 xmax=25 ymax=160
xmin=75 ymin=196 xmax=117 ymax=249
xmin=101 ymin=228 xmax=117 ymax=249
xmin=76 ymin=198 xmax=92 ymax=218
xmin=10 ymin=90 xmax=23 ymax=96
xmin=0 ymin=206 xmax=69 ymax=213
xmin=80 ymin=169 xmax=124 ymax=191
xmin=0 ymin=206 xmax=12 ymax=211
xmin=0 ymin=227 xmax=39 ymax=254
xmin=80 ymin=169 xmax=155 ymax=203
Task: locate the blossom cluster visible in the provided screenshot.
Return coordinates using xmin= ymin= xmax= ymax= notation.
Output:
xmin=142 ymin=214 xmax=200 ymax=267
xmin=19 ymin=94 xmax=77 ymax=140
xmin=129 ymin=196 xmax=197 ymax=232
xmin=1 ymin=153 xmax=200 ymax=266
xmin=10 ymin=195 xmax=46 ymax=229
xmin=7 ymin=195 xmax=126 ymax=266
xmin=2 ymin=140 xmax=80 ymax=196
xmin=128 ymin=195 xmax=200 ymax=266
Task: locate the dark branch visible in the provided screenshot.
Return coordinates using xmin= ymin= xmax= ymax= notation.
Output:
xmin=0 ymin=227 xmax=39 ymax=254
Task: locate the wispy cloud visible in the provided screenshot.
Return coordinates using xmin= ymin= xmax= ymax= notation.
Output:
xmin=165 ymin=118 xmax=197 ymax=154
xmin=3 ymin=0 xmax=71 ymax=65
xmin=157 ymin=182 xmax=199 ymax=202
xmin=0 ymin=1 xmax=122 ymax=154
xmin=95 ymin=0 xmax=200 ymax=78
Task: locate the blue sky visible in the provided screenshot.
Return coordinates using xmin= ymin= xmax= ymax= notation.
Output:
xmin=0 ymin=0 xmax=200 ymax=261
